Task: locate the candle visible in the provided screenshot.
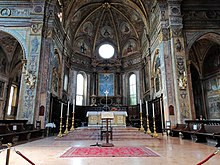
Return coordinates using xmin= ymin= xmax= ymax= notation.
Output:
xmin=140 ymin=100 xmax=142 ymax=113
xmin=60 ymin=103 xmax=63 ymax=118
xmin=145 ymin=101 xmax=148 ymax=115
xmin=152 ymin=102 xmax=155 ymax=117
xmin=73 ymin=98 xmax=75 ymax=113
xmin=67 ymin=101 xmax=69 ymax=115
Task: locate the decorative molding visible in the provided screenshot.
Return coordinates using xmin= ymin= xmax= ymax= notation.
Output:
xmin=31 ymin=23 xmax=42 ymax=34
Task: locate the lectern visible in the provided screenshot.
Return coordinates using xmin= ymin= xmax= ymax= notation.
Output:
xmin=101 ymin=111 xmax=114 ymax=147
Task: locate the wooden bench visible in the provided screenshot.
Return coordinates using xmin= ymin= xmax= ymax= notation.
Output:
xmin=0 ymin=125 xmax=16 ymax=146
xmin=181 ymin=123 xmax=202 ymax=139
xmin=0 ymin=121 xmax=45 ymax=147
xmin=8 ymin=123 xmax=31 ymax=143
xmin=213 ymin=133 xmax=220 ymax=147
xmin=194 ymin=124 xmax=220 ymax=146
xmin=170 ymin=124 xmax=186 ymax=137
xmin=25 ymin=124 xmax=45 ymax=140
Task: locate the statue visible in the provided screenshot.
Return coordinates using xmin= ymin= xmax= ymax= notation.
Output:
xmin=25 ymin=70 xmax=36 ymax=89
xmin=175 ymin=38 xmax=182 ymax=52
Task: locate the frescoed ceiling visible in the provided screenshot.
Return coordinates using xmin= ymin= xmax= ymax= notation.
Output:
xmin=58 ymin=0 xmax=154 ymax=62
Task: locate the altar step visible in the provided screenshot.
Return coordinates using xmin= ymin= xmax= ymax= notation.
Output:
xmin=55 ymin=126 xmax=153 ymax=141
xmin=111 ymin=126 xmax=152 ymax=140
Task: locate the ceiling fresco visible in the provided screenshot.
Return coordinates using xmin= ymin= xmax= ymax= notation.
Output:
xmin=59 ymin=0 xmax=154 ymax=59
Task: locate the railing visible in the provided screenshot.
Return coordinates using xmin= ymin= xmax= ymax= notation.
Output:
xmin=1 ymin=143 xmax=35 ymax=165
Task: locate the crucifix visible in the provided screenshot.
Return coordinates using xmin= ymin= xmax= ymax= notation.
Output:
xmin=104 ymin=90 xmax=109 ymax=109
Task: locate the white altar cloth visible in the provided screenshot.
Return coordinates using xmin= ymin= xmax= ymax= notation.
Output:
xmin=86 ymin=111 xmax=127 ymax=126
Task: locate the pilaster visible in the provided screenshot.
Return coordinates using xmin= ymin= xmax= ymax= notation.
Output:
xmin=168 ymin=0 xmax=192 ymax=123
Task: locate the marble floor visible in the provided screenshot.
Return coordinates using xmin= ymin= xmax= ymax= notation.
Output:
xmin=0 ymin=131 xmax=219 ymax=165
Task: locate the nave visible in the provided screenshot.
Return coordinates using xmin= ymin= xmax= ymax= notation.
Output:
xmin=0 ymin=127 xmax=219 ymax=165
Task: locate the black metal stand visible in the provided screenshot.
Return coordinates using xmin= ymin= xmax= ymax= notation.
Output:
xmin=90 ymin=121 xmax=101 ymax=147
xmin=101 ymin=118 xmax=114 ymax=147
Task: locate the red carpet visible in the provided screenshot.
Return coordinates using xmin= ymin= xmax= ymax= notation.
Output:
xmin=60 ymin=146 xmax=160 ymax=157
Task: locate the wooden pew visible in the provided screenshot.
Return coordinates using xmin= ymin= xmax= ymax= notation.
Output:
xmin=0 ymin=120 xmax=45 ymax=147
xmin=8 ymin=123 xmax=31 ymax=143
xmin=213 ymin=133 xmax=220 ymax=147
xmin=181 ymin=123 xmax=202 ymax=139
xmin=25 ymin=124 xmax=45 ymax=140
xmin=170 ymin=124 xmax=186 ymax=137
xmin=0 ymin=125 xmax=16 ymax=146
xmin=194 ymin=124 xmax=220 ymax=146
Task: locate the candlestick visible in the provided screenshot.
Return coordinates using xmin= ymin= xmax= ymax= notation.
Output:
xmin=152 ymin=116 xmax=158 ymax=138
xmin=70 ymin=112 xmax=75 ymax=131
xmin=146 ymin=114 xmax=151 ymax=134
xmin=64 ymin=115 xmax=69 ymax=135
xmin=64 ymin=101 xmax=69 ymax=135
xmin=139 ymin=112 xmax=145 ymax=132
xmin=140 ymin=100 xmax=142 ymax=113
xmin=145 ymin=101 xmax=148 ymax=115
xmin=57 ymin=117 xmax=63 ymax=138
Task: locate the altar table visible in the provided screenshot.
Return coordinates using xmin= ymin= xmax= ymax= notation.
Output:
xmin=86 ymin=111 xmax=127 ymax=126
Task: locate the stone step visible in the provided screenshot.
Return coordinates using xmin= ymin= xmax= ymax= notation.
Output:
xmin=55 ymin=126 xmax=153 ymax=141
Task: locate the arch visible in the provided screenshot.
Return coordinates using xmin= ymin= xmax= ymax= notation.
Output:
xmin=186 ymin=32 xmax=220 ymax=59
xmin=0 ymin=28 xmax=28 ymax=59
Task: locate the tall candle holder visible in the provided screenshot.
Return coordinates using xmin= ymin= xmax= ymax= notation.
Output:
xmin=64 ymin=114 xmax=69 ymax=135
xmin=57 ymin=117 xmax=63 ymax=138
xmin=152 ymin=117 xmax=158 ymax=138
xmin=139 ymin=112 xmax=145 ymax=132
xmin=146 ymin=114 xmax=151 ymax=134
xmin=70 ymin=112 xmax=75 ymax=131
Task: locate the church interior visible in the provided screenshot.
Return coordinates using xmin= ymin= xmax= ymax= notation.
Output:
xmin=0 ymin=0 xmax=220 ymax=164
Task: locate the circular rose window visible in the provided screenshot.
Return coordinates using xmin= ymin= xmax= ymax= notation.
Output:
xmin=98 ymin=43 xmax=115 ymax=59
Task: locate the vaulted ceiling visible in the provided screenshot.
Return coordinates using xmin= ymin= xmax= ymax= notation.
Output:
xmin=59 ymin=0 xmax=154 ymax=59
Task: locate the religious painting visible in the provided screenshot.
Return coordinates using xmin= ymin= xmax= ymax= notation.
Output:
xmin=83 ymin=21 xmax=93 ymax=36
xmin=75 ymin=38 xmax=91 ymax=56
xmin=207 ymin=95 xmax=220 ymax=119
xmin=98 ymin=73 xmax=114 ymax=96
xmin=0 ymin=81 xmax=4 ymax=98
xmin=52 ymin=67 xmax=59 ymax=95
xmin=101 ymin=25 xmax=113 ymax=38
xmin=0 ymin=47 xmax=7 ymax=74
xmin=205 ymin=77 xmax=220 ymax=119
xmin=120 ymin=22 xmax=131 ymax=34
xmin=0 ymin=8 xmax=11 ymax=16
xmin=144 ymin=63 xmax=150 ymax=91
xmin=122 ymin=39 xmax=137 ymax=56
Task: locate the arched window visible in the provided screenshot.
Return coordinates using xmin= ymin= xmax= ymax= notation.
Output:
xmin=129 ymin=74 xmax=137 ymax=105
xmin=76 ymin=73 xmax=84 ymax=105
xmin=63 ymin=74 xmax=68 ymax=91
xmin=7 ymin=84 xmax=18 ymax=116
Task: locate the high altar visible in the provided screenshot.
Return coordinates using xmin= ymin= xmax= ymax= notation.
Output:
xmin=86 ymin=111 xmax=128 ymax=126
